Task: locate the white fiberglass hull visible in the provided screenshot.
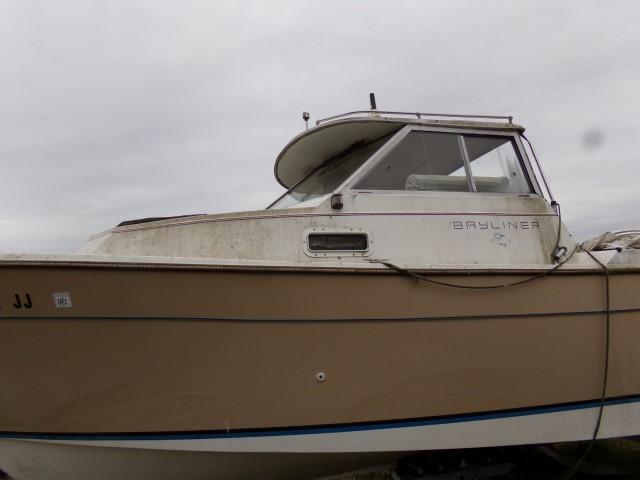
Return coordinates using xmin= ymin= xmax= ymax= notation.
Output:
xmin=2 ymin=398 xmax=640 ymax=480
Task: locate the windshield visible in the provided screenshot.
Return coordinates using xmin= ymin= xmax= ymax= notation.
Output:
xmin=269 ymin=136 xmax=389 ymax=209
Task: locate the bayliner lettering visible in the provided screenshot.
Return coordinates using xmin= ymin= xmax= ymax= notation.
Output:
xmin=451 ymin=220 xmax=540 ymax=231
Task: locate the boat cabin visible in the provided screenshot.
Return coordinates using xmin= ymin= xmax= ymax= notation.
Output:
xmin=271 ymin=115 xmax=540 ymax=210
xmin=81 ymin=112 xmax=572 ymax=270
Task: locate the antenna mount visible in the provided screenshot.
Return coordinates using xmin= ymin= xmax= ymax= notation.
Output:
xmin=369 ymin=93 xmax=377 ymax=110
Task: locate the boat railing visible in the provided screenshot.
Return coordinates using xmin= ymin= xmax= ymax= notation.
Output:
xmin=315 ymin=110 xmax=514 ymax=126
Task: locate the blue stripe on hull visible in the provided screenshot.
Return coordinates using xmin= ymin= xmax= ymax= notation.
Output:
xmin=2 ymin=394 xmax=639 ymax=442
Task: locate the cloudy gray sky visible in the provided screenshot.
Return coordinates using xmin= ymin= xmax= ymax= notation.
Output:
xmin=1 ymin=0 xmax=639 ymax=253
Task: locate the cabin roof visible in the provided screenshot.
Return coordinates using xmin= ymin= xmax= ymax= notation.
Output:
xmin=274 ymin=115 xmax=525 ymax=189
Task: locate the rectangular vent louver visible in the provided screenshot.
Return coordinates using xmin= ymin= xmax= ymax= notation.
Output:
xmin=308 ymin=233 xmax=368 ymax=252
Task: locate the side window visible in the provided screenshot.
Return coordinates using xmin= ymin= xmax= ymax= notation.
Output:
xmin=354 ymin=131 xmax=470 ymax=192
xmin=464 ymin=136 xmax=532 ymax=193
xmin=353 ymin=130 xmax=532 ymax=194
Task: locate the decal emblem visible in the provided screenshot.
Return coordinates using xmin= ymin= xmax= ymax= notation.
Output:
xmin=52 ymin=292 xmax=73 ymax=308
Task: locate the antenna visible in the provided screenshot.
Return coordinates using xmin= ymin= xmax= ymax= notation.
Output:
xmin=302 ymin=112 xmax=310 ymax=130
xmin=369 ymin=93 xmax=377 ymax=110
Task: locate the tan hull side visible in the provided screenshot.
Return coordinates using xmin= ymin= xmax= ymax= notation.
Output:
xmin=0 ymin=266 xmax=639 ymax=433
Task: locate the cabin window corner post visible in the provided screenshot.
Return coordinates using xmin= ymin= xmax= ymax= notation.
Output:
xmin=457 ymin=135 xmax=477 ymax=192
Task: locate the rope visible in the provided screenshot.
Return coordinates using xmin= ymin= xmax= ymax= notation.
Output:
xmin=558 ymin=248 xmax=611 ymax=480
xmin=370 ymin=203 xmax=573 ymax=290
xmin=370 ymin=202 xmax=612 ymax=479
xmin=372 ymin=249 xmax=577 ymax=291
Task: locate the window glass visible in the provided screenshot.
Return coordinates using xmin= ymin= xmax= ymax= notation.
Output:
xmin=355 ymin=131 xmax=470 ymax=192
xmin=465 ymin=136 xmax=532 ymax=193
xmin=353 ymin=130 xmax=532 ymax=194
xmin=271 ymin=136 xmax=389 ymax=209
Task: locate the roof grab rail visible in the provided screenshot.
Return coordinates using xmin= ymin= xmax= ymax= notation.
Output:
xmin=315 ymin=110 xmax=514 ymax=126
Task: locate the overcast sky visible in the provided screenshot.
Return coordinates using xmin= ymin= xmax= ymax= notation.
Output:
xmin=1 ymin=0 xmax=639 ymax=253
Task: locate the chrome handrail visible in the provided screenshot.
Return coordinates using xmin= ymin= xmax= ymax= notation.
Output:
xmin=316 ymin=110 xmax=513 ymax=126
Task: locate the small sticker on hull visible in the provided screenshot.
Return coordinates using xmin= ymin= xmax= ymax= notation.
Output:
xmin=52 ymin=292 xmax=73 ymax=308
xmin=491 ymin=232 xmax=509 ymax=248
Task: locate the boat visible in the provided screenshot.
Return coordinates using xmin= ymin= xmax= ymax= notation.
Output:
xmin=1 ymin=101 xmax=639 ymax=480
